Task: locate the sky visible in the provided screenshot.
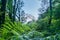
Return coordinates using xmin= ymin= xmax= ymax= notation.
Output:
xmin=22 ymin=0 xmax=40 ymax=20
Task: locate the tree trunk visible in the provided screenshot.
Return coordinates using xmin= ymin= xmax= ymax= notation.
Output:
xmin=8 ymin=0 xmax=13 ymax=21
xmin=13 ymin=0 xmax=16 ymax=22
xmin=48 ymin=0 xmax=52 ymax=26
xmin=0 ymin=0 xmax=6 ymax=27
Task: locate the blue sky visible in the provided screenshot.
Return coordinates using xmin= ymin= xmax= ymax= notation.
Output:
xmin=22 ymin=0 xmax=40 ymax=20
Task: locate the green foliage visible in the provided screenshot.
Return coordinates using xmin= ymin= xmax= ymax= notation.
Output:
xmin=27 ymin=22 xmax=37 ymax=30
xmin=53 ymin=4 xmax=60 ymax=19
xmin=0 ymin=0 xmax=60 ymax=40
xmin=35 ymin=0 xmax=60 ymax=37
xmin=0 ymin=20 xmax=31 ymax=40
xmin=36 ymin=17 xmax=49 ymax=32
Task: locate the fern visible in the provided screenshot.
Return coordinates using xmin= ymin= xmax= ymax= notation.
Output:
xmin=0 ymin=20 xmax=31 ymax=40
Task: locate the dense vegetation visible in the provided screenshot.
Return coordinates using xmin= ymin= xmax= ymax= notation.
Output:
xmin=0 ymin=0 xmax=60 ymax=40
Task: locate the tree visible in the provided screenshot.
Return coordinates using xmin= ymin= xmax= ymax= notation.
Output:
xmin=7 ymin=0 xmax=13 ymax=21
xmin=0 ymin=0 xmax=7 ymax=27
xmin=17 ymin=0 xmax=24 ymax=21
xmin=20 ymin=10 xmax=26 ymax=23
xmin=13 ymin=0 xmax=16 ymax=22
xmin=48 ymin=0 xmax=52 ymax=27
